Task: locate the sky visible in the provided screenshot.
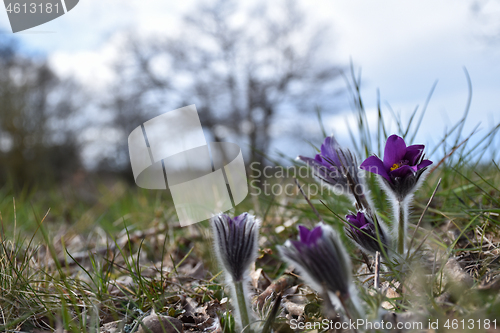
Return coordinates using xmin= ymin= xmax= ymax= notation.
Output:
xmin=1 ymin=0 xmax=499 ymax=162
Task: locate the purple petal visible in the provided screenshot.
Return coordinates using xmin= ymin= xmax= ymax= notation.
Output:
xmin=390 ymin=165 xmax=414 ymax=178
xmin=356 ymin=212 xmax=367 ymax=226
xmin=346 ymin=214 xmax=364 ymax=229
xmin=308 ymin=226 xmax=323 ymax=244
xmin=346 ymin=214 xmax=358 ymax=224
xmin=383 ymin=135 xmax=407 ymax=169
xmin=320 ymin=136 xmax=341 ymax=166
xmin=297 ymin=225 xmax=322 ymax=246
xmin=404 ymin=145 xmax=424 ymax=165
xmin=299 ymin=155 xmax=331 ymax=171
xmin=345 ymin=214 xmax=356 ymax=221
xmin=417 ymin=159 xmax=433 ymax=170
xmin=360 ymin=155 xmax=391 ymax=182
xmin=232 ymin=213 xmax=247 ymax=226
xmin=298 ymin=155 xmax=318 ymax=165
xmin=298 ymin=225 xmax=310 ymax=242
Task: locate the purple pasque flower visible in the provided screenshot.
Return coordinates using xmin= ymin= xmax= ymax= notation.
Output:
xmin=360 ymin=134 xmax=432 ymax=200
xmin=211 ymin=213 xmax=260 ymax=282
xmin=345 ymin=211 xmax=390 ymax=256
xmin=279 ymin=224 xmax=352 ymax=300
xmin=298 ymin=136 xmax=365 ymax=199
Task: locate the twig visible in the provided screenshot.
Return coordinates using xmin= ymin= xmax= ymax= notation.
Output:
xmin=374 ymin=251 xmax=381 ymax=290
xmin=362 ymin=252 xmax=373 ymax=273
xmin=256 ymin=274 xmax=296 ymax=309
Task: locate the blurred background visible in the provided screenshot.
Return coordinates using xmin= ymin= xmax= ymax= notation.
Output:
xmin=1 ymin=0 xmax=500 ymax=190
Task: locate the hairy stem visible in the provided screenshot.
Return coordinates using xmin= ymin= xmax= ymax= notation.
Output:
xmin=234 ymin=280 xmax=252 ymax=332
xmin=397 ymin=199 xmax=406 ymax=254
xmin=339 ymin=295 xmax=360 ymax=333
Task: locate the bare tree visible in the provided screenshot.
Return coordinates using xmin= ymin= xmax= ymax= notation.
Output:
xmin=104 ymin=0 xmax=343 ymax=177
xmin=0 ymin=36 xmax=83 ymax=187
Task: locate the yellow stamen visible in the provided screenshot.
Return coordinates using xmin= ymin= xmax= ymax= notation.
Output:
xmin=390 ymin=163 xmax=400 ymax=171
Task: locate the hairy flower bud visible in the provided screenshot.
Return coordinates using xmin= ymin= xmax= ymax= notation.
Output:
xmin=298 ymin=136 xmax=369 ymax=207
xmin=345 ymin=211 xmax=391 ymax=256
xmin=279 ymin=223 xmax=353 ymax=300
xmin=211 ymin=213 xmax=260 ymax=282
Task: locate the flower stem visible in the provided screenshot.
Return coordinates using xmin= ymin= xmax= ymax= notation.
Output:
xmin=339 ymin=295 xmax=360 ymax=333
xmin=397 ymin=199 xmax=406 ymax=255
xmin=234 ymin=280 xmax=252 ymax=332
xmin=343 ymin=296 xmax=361 ymax=321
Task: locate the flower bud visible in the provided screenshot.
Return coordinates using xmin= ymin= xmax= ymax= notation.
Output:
xmin=211 ymin=213 xmax=260 ymax=282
